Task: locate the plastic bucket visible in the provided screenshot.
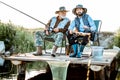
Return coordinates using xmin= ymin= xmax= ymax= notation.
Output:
xmin=91 ymin=46 xmax=104 ymax=60
xmin=0 ymin=41 xmax=5 ymax=54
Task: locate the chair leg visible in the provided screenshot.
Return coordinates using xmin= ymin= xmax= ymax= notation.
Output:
xmin=44 ymin=40 xmax=51 ymax=54
xmin=60 ymin=39 xmax=66 ymax=55
xmin=65 ymin=45 xmax=71 ymax=55
xmin=44 ymin=40 xmax=47 ymax=53
xmin=96 ymin=34 xmax=100 ymax=46
xmin=59 ymin=42 xmax=63 ymax=55
xmin=95 ymin=38 xmax=100 ymax=46
xmin=97 ymin=38 xmax=100 ymax=46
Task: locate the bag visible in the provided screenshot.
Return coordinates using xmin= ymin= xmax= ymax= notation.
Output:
xmin=66 ymin=31 xmax=78 ymax=45
xmin=68 ymin=34 xmax=79 ymax=45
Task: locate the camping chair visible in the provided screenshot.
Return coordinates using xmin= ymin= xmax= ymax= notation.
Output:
xmin=43 ymin=34 xmax=66 ymax=55
xmin=92 ymin=20 xmax=102 ymax=46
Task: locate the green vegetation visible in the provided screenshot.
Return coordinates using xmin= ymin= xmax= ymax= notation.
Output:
xmin=0 ymin=21 xmax=36 ymax=54
xmin=114 ymin=28 xmax=120 ymax=48
xmin=12 ymin=27 xmax=35 ymax=53
xmin=113 ymin=28 xmax=120 ymax=80
xmin=0 ymin=21 xmax=16 ymax=51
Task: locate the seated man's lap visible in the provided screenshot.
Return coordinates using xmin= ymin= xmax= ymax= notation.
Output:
xmin=35 ymin=31 xmax=64 ymax=47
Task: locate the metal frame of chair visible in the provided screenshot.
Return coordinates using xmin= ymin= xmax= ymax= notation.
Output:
xmin=43 ymin=34 xmax=66 ymax=54
xmin=93 ymin=20 xmax=102 ymax=46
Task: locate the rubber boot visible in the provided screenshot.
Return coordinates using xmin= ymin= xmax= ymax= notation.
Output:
xmin=69 ymin=44 xmax=78 ymax=57
xmin=80 ymin=45 xmax=85 ymax=54
xmin=76 ymin=45 xmax=85 ymax=58
xmin=76 ymin=45 xmax=82 ymax=58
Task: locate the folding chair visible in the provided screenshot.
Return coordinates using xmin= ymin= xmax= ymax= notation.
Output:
xmin=43 ymin=34 xmax=66 ymax=54
xmin=93 ymin=20 xmax=102 ymax=46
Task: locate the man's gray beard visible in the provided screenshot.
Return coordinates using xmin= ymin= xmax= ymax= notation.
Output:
xmin=60 ymin=15 xmax=66 ymax=19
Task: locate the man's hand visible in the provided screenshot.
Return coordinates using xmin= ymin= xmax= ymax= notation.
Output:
xmin=45 ymin=30 xmax=49 ymax=35
xmin=53 ymin=28 xmax=59 ymax=33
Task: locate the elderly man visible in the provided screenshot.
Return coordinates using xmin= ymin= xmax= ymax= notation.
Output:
xmin=34 ymin=6 xmax=70 ymax=57
xmin=67 ymin=4 xmax=96 ymax=58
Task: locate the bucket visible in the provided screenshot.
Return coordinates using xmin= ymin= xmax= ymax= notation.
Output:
xmin=91 ymin=46 xmax=104 ymax=60
xmin=0 ymin=41 xmax=5 ymax=54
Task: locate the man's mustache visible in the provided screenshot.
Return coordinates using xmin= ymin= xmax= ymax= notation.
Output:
xmin=76 ymin=12 xmax=83 ymax=16
xmin=77 ymin=12 xmax=82 ymax=14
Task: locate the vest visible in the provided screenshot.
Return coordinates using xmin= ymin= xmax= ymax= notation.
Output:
xmin=75 ymin=14 xmax=90 ymax=30
xmin=49 ymin=17 xmax=69 ymax=31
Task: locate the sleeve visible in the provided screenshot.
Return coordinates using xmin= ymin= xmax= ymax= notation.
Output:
xmin=68 ymin=20 xmax=76 ymax=31
xmin=88 ymin=16 xmax=96 ymax=31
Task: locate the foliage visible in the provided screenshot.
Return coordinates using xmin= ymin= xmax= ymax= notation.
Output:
xmin=114 ymin=28 xmax=120 ymax=48
xmin=0 ymin=21 xmax=16 ymax=51
xmin=13 ymin=27 xmax=36 ymax=53
xmin=0 ymin=21 xmax=35 ymax=53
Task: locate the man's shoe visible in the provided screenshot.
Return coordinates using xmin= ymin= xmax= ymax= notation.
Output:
xmin=51 ymin=54 xmax=56 ymax=57
xmin=33 ymin=53 xmax=42 ymax=56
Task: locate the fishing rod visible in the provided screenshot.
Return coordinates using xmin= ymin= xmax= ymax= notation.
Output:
xmin=0 ymin=1 xmax=47 ymax=26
